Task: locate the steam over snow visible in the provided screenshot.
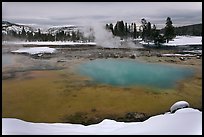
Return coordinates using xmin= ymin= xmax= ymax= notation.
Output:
xmin=81 ymin=23 xmax=139 ymax=48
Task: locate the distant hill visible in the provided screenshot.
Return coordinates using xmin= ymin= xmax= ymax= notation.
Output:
xmin=2 ymin=21 xmax=35 ymax=35
xmin=174 ymin=23 xmax=202 ymax=36
xmin=160 ymin=23 xmax=202 ymax=36
xmin=46 ymin=25 xmax=79 ymax=35
xmin=2 ymin=21 xmax=86 ymax=41
xmin=2 ymin=21 xmax=80 ymax=35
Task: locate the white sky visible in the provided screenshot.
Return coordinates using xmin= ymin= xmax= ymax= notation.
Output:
xmin=2 ymin=2 xmax=202 ymax=29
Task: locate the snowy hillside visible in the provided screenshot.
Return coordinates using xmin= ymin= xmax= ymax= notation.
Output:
xmin=2 ymin=101 xmax=202 ymax=135
xmin=2 ymin=21 xmax=81 ymax=35
xmin=47 ymin=25 xmax=79 ymax=35
xmin=2 ymin=21 xmax=35 ymax=34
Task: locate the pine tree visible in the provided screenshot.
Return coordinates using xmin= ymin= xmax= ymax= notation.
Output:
xmin=21 ymin=27 xmax=27 ymax=38
xmin=151 ymin=24 xmax=157 ymax=41
xmin=146 ymin=22 xmax=151 ymax=40
xmin=71 ymin=31 xmax=77 ymax=42
xmin=36 ymin=29 xmax=42 ymax=41
xmin=141 ymin=18 xmax=147 ymax=41
xmin=105 ymin=24 xmax=109 ymax=30
xmin=109 ymin=23 xmax=114 ymax=35
xmin=27 ymin=31 xmax=33 ymax=41
xmin=133 ymin=23 xmax=137 ymax=39
xmin=125 ymin=22 xmax=128 ymax=38
xmin=164 ymin=17 xmax=175 ymax=43
xmin=114 ymin=20 xmax=125 ymax=38
xmin=105 ymin=23 xmax=114 ymax=35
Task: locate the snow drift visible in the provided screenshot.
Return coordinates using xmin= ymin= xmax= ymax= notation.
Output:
xmin=2 ymin=107 xmax=202 ymax=135
xmin=11 ymin=47 xmax=56 ymax=55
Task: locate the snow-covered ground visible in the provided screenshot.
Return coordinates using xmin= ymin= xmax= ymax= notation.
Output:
xmin=161 ymin=54 xmax=197 ymax=57
xmin=2 ymin=41 xmax=96 ymax=46
xmin=2 ymin=36 xmax=202 ymax=47
xmin=140 ymin=36 xmax=202 ymax=46
xmin=11 ymin=47 xmax=56 ymax=55
xmin=2 ymin=107 xmax=202 ymax=135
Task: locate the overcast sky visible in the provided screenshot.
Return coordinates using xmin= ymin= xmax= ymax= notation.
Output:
xmin=2 ymin=2 xmax=202 ymax=29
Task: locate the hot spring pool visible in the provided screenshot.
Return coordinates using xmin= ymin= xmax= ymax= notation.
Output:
xmin=77 ymin=59 xmax=194 ymax=88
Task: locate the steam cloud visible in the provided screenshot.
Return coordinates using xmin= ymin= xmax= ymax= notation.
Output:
xmin=81 ymin=22 xmax=141 ymax=49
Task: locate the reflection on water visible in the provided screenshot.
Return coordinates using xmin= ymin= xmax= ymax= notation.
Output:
xmin=77 ymin=59 xmax=195 ymax=88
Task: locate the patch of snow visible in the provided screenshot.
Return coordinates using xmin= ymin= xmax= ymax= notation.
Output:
xmin=170 ymin=101 xmax=190 ymax=113
xmin=2 ymin=107 xmax=202 ymax=135
xmin=139 ymin=36 xmax=202 ymax=46
xmin=2 ymin=30 xmax=7 ymax=35
xmin=164 ymin=36 xmax=202 ymax=46
xmin=161 ymin=54 xmax=196 ymax=57
xmin=133 ymin=38 xmax=143 ymax=41
xmin=182 ymin=50 xmax=202 ymax=54
xmin=11 ymin=47 xmax=56 ymax=55
xmin=139 ymin=41 xmax=155 ymax=46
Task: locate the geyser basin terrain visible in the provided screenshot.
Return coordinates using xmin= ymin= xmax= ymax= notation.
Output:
xmin=77 ymin=59 xmax=194 ymax=88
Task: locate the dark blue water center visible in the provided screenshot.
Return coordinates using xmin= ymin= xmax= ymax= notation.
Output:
xmin=77 ymin=59 xmax=194 ymax=88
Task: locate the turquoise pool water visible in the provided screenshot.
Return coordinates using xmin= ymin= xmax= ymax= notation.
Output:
xmin=77 ymin=59 xmax=194 ymax=88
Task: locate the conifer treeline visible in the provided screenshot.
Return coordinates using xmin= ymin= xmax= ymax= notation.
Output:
xmin=105 ymin=17 xmax=176 ymax=45
xmin=4 ymin=17 xmax=197 ymax=45
xmin=2 ymin=27 xmax=93 ymax=42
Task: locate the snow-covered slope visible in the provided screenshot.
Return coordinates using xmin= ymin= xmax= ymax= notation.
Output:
xmin=2 ymin=107 xmax=202 ymax=135
xmin=2 ymin=21 xmax=35 ymax=34
xmin=2 ymin=21 xmax=81 ymax=35
xmin=47 ymin=25 xmax=79 ymax=35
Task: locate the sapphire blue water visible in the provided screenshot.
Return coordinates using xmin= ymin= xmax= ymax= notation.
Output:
xmin=77 ymin=59 xmax=194 ymax=88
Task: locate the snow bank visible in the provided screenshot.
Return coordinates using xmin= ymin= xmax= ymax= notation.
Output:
xmin=164 ymin=36 xmax=202 ymax=46
xmin=182 ymin=50 xmax=202 ymax=54
xmin=11 ymin=47 xmax=56 ymax=55
xmin=140 ymin=36 xmax=202 ymax=46
xmin=2 ymin=108 xmax=202 ymax=135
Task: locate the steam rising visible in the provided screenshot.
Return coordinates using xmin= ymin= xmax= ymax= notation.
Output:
xmin=81 ymin=22 xmax=140 ymax=48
